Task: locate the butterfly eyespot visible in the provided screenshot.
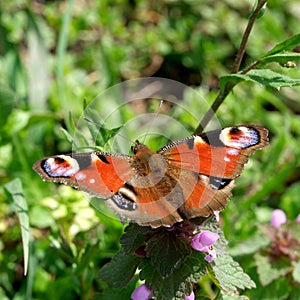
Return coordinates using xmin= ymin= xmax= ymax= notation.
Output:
xmin=42 ymin=156 xmax=79 ymax=178
xmin=111 ymin=188 xmax=137 ymax=211
xmin=209 ymin=176 xmax=232 ymax=190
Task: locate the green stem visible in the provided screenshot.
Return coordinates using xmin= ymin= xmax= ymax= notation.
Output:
xmin=195 ymin=0 xmax=268 ymax=134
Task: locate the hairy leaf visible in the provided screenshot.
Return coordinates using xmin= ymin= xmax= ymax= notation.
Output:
xmin=213 ymin=253 xmax=256 ymax=292
xmin=146 ymin=231 xmax=192 ymax=277
xmin=120 ymin=223 xmax=155 ymax=254
xmin=139 ymin=251 xmax=206 ymax=300
xmin=98 ymin=249 xmax=142 ymax=288
xmin=254 ymin=252 xmax=291 ymax=286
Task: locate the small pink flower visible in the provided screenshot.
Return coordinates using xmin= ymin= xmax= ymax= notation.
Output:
xmin=131 ymin=284 xmax=153 ymax=300
xmin=296 ymin=214 xmax=300 ymax=223
xmin=185 ymin=290 xmax=195 ymax=300
xmin=205 ymin=249 xmax=217 ymax=263
xmin=271 ymin=209 xmax=287 ymax=228
xmin=191 ymin=231 xmax=219 ymax=252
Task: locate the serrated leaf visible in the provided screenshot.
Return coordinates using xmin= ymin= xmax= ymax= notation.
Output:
xmin=254 ymin=252 xmax=291 ymax=286
xmin=120 ymin=223 xmax=155 ymax=254
xmin=213 ymin=253 xmax=256 ymax=292
xmin=217 ymin=290 xmax=250 ymax=300
xmin=98 ymin=249 xmax=142 ymax=288
xmin=263 ymin=33 xmax=300 ymax=56
xmin=220 ymin=69 xmax=300 ymax=93
xmin=146 ymin=231 xmax=191 ymax=277
xmin=4 ymin=178 xmax=29 ymax=275
xmin=139 ymin=251 xmax=206 ymax=300
xmin=292 ymin=260 xmax=300 ymax=283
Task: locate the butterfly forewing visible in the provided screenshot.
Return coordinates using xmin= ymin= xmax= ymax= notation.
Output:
xmin=33 ymin=152 xmax=134 ymax=198
xmin=160 ymin=125 xmax=268 ymax=179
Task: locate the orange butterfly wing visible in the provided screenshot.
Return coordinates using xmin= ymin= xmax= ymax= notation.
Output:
xmin=33 ymin=153 xmax=134 ymax=198
xmin=160 ymin=125 xmax=269 ymax=219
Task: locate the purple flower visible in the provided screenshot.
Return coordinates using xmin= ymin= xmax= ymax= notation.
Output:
xmin=191 ymin=231 xmax=219 ymax=252
xmin=185 ymin=290 xmax=195 ymax=300
xmin=131 ymin=284 xmax=153 ymax=300
xmin=296 ymin=214 xmax=300 ymax=223
xmin=271 ymin=209 xmax=287 ymax=228
xmin=205 ymin=249 xmax=217 ymax=263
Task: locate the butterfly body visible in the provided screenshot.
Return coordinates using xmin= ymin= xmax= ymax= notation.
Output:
xmin=33 ymin=125 xmax=268 ymax=228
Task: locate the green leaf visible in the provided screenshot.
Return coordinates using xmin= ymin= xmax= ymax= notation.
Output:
xmin=120 ymin=223 xmax=155 ymax=254
xmin=4 ymin=178 xmax=29 ymax=275
xmin=228 ymin=232 xmax=270 ymax=256
xmin=292 ymin=260 xmax=300 ymax=283
xmin=98 ymin=249 xmax=142 ymax=288
xmin=213 ymin=253 xmax=256 ymax=292
xmin=139 ymin=251 xmax=206 ymax=300
xmin=93 ymin=276 xmax=138 ymax=300
xmin=290 ymin=285 xmax=300 ymax=300
xmin=250 ymin=277 xmax=290 ymax=300
xmin=60 ymin=127 xmax=74 ymax=145
xmin=83 ymin=105 xmax=123 ymax=148
xmin=0 ymin=84 xmax=15 ymax=128
xmin=145 ymin=230 xmax=191 ymax=277
xmin=260 ymin=52 xmax=300 ymax=66
xmin=220 ymin=69 xmax=300 ymax=93
xmin=263 ymin=33 xmax=300 ymax=56
xmin=254 ymin=252 xmax=291 ymax=286
xmin=217 ymin=291 xmax=250 ymax=300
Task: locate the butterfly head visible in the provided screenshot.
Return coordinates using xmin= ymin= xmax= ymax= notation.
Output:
xmin=131 ymin=140 xmax=147 ymax=155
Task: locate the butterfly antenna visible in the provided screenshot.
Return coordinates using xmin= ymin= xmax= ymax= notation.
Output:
xmin=142 ymin=99 xmax=164 ymax=144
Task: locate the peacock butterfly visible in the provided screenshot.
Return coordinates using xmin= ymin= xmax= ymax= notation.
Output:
xmin=33 ymin=125 xmax=268 ymax=228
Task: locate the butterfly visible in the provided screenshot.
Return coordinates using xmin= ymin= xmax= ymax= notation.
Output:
xmin=33 ymin=125 xmax=269 ymax=228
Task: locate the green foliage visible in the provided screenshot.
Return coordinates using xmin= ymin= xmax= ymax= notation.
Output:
xmin=99 ymin=221 xmax=256 ymax=299
xmin=4 ymin=179 xmax=29 ymax=275
xmin=1 ymin=0 xmax=300 ymax=299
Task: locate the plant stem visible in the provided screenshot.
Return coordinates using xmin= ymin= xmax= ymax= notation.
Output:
xmin=195 ymin=0 xmax=268 ymax=134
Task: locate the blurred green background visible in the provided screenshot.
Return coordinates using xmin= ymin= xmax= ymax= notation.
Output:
xmin=1 ymin=0 xmax=300 ymax=299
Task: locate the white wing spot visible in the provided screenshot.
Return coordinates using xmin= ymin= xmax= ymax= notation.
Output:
xmin=194 ymin=136 xmax=206 ymax=145
xmin=227 ymin=148 xmax=239 ymax=156
xmin=75 ymin=172 xmax=86 ymax=181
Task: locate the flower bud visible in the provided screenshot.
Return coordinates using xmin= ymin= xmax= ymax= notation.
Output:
xmin=271 ymin=209 xmax=286 ymax=228
xmin=131 ymin=284 xmax=153 ymax=300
